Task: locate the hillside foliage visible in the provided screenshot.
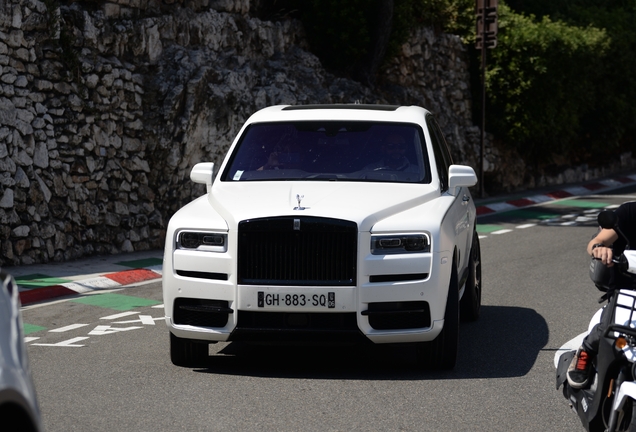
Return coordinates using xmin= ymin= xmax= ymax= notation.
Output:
xmin=255 ymin=0 xmax=635 ymax=170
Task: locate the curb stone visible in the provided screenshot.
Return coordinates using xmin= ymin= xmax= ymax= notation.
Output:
xmin=10 ymin=252 xmax=163 ymax=306
xmin=475 ymin=174 xmax=636 ymax=216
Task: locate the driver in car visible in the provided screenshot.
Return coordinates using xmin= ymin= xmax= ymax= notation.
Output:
xmin=364 ymin=133 xmax=420 ymax=173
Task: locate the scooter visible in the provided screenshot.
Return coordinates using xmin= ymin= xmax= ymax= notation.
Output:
xmin=556 ymin=210 xmax=636 ymax=432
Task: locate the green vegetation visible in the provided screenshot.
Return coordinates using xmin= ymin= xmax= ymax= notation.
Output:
xmin=257 ymin=0 xmax=635 ymax=174
xmin=476 ymin=1 xmax=636 ymax=171
xmin=485 ymin=4 xmax=610 ymax=168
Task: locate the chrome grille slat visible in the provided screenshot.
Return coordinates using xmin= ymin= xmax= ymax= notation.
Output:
xmin=238 ymin=217 xmax=357 ymax=286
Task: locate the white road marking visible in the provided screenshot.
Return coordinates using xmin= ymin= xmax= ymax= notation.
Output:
xmin=575 ymin=216 xmax=595 ymax=222
xmin=101 ymin=311 xmax=138 ymax=320
xmin=24 ymin=337 xmax=40 ymax=343
xmin=61 ymin=278 xmax=121 ymax=293
xmin=50 ymin=324 xmax=89 ymax=333
xmin=113 ymin=316 xmax=163 ymax=325
xmin=139 ymin=315 xmax=156 ymax=325
xmin=152 ymin=304 xmax=164 ymax=309
xmin=491 ymin=229 xmax=513 ymax=235
xmin=478 ymin=202 xmax=622 ymax=239
xmin=516 ymin=223 xmax=536 ymax=229
xmin=32 ymin=337 xmax=89 ymax=347
xmin=88 ymin=325 xmax=142 ymax=335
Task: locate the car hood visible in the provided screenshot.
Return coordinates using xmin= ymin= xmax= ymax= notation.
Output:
xmin=209 ymin=181 xmax=440 ymax=232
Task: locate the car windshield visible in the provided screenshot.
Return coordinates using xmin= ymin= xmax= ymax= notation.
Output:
xmin=221 ymin=121 xmax=431 ymax=183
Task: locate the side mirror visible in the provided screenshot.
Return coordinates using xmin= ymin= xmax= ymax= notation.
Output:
xmin=448 ymin=164 xmax=477 ymax=195
xmin=190 ymin=162 xmax=214 ymax=193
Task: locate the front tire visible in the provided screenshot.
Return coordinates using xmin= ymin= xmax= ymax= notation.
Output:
xmin=170 ymin=332 xmax=209 ymax=367
xmin=417 ymin=262 xmax=459 ymax=370
xmin=461 ymin=231 xmax=482 ymax=321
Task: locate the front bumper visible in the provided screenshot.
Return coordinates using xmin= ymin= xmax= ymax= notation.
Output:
xmin=163 ymin=217 xmax=452 ymax=345
xmin=164 ymin=272 xmax=447 ymax=345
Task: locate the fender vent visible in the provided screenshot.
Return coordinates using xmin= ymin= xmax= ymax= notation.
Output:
xmin=173 ymin=298 xmax=231 ymax=328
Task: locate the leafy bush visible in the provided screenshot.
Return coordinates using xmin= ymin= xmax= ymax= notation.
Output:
xmin=484 ymin=4 xmax=610 ymax=167
xmin=256 ymin=0 xmax=632 ymax=171
xmin=504 ymin=0 xmax=636 ymax=163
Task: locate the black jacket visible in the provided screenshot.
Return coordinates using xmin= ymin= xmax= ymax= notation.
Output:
xmin=612 ymin=201 xmax=636 ymax=288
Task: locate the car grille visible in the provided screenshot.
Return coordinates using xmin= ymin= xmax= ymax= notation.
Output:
xmin=238 ymin=216 xmax=357 ymax=286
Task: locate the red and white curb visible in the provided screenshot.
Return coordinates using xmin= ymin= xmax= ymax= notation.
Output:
xmin=19 ymin=267 xmax=162 ymax=305
xmin=476 ymin=174 xmax=636 ymax=216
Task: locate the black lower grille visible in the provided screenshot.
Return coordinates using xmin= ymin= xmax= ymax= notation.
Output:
xmin=369 ymin=273 xmax=428 ymax=283
xmin=173 ymin=298 xmax=231 ymax=328
xmin=231 ymin=311 xmax=365 ymax=343
xmin=363 ymin=301 xmax=431 ymax=330
xmin=238 ymin=217 xmax=357 ymax=286
xmin=176 ymin=270 xmax=228 ymax=280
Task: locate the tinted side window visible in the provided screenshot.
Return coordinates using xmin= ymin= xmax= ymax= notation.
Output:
xmin=426 ymin=115 xmax=452 ymax=192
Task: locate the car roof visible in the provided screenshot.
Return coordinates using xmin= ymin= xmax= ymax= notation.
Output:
xmin=245 ymin=104 xmax=431 ymax=125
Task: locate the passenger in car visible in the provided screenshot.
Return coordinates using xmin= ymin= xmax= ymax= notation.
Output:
xmin=364 ymin=133 xmax=421 ymax=173
xmin=257 ymin=142 xmax=303 ymax=171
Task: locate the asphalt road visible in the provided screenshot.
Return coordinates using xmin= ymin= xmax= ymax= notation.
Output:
xmin=23 ymin=186 xmax=636 ymax=432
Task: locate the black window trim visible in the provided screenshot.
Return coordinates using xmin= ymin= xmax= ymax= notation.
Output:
xmin=220 ymin=120 xmax=433 ymax=184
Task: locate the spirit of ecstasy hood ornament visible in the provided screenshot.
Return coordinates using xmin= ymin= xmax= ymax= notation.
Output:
xmin=294 ymin=194 xmax=305 ymax=210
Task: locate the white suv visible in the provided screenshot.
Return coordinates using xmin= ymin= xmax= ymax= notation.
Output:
xmin=162 ymin=104 xmax=481 ymax=369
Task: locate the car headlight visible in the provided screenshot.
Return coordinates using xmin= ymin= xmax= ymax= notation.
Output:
xmin=177 ymin=231 xmax=228 ymax=252
xmin=371 ymin=234 xmax=430 ymax=255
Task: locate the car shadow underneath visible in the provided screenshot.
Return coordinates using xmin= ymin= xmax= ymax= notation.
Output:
xmin=192 ymin=305 xmax=548 ymax=380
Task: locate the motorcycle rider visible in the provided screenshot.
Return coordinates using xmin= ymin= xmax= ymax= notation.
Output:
xmin=567 ymin=201 xmax=636 ymax=388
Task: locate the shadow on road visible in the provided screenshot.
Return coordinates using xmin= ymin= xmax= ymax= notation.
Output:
xmin=192 ymin=305 xmax=548 ymax=380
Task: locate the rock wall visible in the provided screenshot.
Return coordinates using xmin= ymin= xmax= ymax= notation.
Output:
xmin=0 ymin=0 xmax=485 ymax=266
xmin=2 ymin=0 xmax=629 ymax=267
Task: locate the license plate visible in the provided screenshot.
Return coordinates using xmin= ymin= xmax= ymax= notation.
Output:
xmin=257 ymin=292 xmax=335 ymax=309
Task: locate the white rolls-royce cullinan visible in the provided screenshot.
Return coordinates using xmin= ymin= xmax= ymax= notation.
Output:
xmin=162 ymin=104 xmax=481 ymax=370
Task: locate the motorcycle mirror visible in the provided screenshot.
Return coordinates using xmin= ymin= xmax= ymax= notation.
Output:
xmin=597 ymin=210 xmax=617 ymax=229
